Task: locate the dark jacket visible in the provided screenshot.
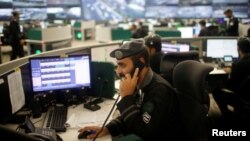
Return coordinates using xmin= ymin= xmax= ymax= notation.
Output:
xmin=228 ymin=55 xmax=250 ymax=92
xmin=150 ymin=52 xmax=164 ymax=74
xmin=106 ymin=69 xmax=181 ymax=141
xmin=226 ymin=17 xmax=239 ymax=36
xmin=198 ymin=28 xmax=208 ymax=37
xmin=9 ymin=19 xmax=21 ymax=43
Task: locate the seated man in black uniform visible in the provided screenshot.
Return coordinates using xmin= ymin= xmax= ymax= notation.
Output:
xmin=213 ymin=37 xmax=250 ymax=119
xmin=144 ymin=34 xmax=164 ymax=74
xmin=78 ymin=40 xmax=181 ymax=140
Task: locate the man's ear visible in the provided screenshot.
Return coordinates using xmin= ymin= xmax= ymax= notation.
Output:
xmin=139 ymin=57 xmax=145 ymax=64
xmin=149 ymin=47 xmax=156 ymax=54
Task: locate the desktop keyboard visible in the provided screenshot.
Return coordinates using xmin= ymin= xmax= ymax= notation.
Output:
xmin=43 ymin=106 xmax=68 ymax=132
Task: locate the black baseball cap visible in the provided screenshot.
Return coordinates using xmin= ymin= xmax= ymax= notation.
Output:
xmin=110 ymin=40 xmax=146 ymax=60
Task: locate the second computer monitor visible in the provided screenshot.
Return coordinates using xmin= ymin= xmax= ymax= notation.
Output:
xmin=161 ymin=42 xmax=190 ymax=53
xmin=206 ymin=39 xmax=238 ymax=58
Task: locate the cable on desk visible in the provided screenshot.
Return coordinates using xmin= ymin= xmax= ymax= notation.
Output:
xmin=92 ymin=95 xmax=120 ymax=141
xmin=33 ymin=118 xmax=43 ymax=125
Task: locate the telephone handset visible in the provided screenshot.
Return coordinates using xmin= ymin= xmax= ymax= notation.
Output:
xmin=28 ymin=133 xmax=54 ymax=141
xmin=130 ymin=59 xmax=145 ymax=77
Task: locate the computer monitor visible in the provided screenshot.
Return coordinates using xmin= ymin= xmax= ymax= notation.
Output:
xmin=29 ymin=54 xmax=91 ymax=93
xmin=177 ymin=27 xmax=194 ymax=38
xmin=206 ymin=39 xmax=239 ymax=58
xmin=161 ymin=42 xmax=190 ymax=53
xmin=0 ymin=25 xmax=3 ymax=34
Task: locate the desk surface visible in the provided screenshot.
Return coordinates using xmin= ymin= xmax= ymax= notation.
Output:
xmin=209 ymin=68 xmax=227 ymax=75
xmin=4 ymin=99 xmax=116 ymax=141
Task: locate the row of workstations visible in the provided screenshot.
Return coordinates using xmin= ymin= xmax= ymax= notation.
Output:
xmin=0 ymin=37 xmax=235 ymax=140
xmin=0 ymin=38 xmax=234 ymax=139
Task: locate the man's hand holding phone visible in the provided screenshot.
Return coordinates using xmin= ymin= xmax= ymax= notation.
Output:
xmin=119 ymin=68 xmax=139 ymax=98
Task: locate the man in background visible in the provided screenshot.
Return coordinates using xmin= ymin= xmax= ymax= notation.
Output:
xmin=224 ymin=9 xmax=239 ymax=37
xmin=9 ymin=11 xmax=24 ymax=60
xmin=213 ymin=37 xmax=250 ymax=119
xmin=144 ymin=34 xmax=164 ymax=74
xmin=198 ymin=20 xmax=207 ymax=37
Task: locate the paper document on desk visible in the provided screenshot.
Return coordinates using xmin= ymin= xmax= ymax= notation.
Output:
xmin=65 ymin=100 xmax=115 ymax=128
xmin=7 ymin=70 xmax=25 ymax=114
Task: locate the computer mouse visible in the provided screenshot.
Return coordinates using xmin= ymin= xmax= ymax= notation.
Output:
xmin=78 ymin=130 xmax=94 ymax=139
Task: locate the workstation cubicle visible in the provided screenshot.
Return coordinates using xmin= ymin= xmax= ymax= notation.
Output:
xmin=0 ymin=40 xmax=123 ymax=140
xmin=26 ymin=25 xmax=72 ymax=55
xmin=0 ymin=36 xmax=238 ymax=140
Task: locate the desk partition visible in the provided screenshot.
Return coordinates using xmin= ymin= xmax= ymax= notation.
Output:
xmin=26 ymin=26 xmax=72 ymax=55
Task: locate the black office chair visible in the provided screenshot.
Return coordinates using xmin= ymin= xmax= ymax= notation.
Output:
xmin=160 ymin=51 xmax=199 ymax=84
xmin=173 ymin=60 xmax=213 ymax=141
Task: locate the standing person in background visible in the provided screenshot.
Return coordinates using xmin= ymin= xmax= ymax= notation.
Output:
xmin=9 ymin=11 xmax=24 ymax=60
xmin=131 ymin=21 xmax=148 ymax=39
xmin=224 ymin=9 xmax=239 ymax=37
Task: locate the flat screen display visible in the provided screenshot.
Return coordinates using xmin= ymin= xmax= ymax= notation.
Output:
xmin=212 ymin=0 xmax=248 ymax=4
xmin=145 ymin=6 xmax=178 ymax=18
xmin=82 ymin=0 xmax=145 ymax=21
xmin=47 ymin=7 xmax=81 ymax=20
xmin=47 ymin=0 xmax=80 ymax=6
xmin=206 ymin=39 xmax=239 ymax=58
xmin=162 ymin=42 xmax=190 ymax=53
xmin=177 ymin=27 xmax=194 ymax=38
xmin=13 ymin=0 xmax=46 ymax=7
xmin=0 ymin=9 xmax=12 ymax=20
xmin=16 ymin=8 xmax=47 ymax=21
xmin=212 ymin=6 xmax=248 ymax=18
xmin=0 ymin=0 xmax=13 ymax=8
xmin=180 ymin=0 xmax=212 ymax=5
xmin=29 ymin=54 xmax=91 ymax=92
xmin=145 ymin=0 xmax=179 ymax=5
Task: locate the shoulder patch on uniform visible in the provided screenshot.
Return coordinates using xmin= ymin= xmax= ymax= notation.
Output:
xmin=143 ymin=112 xmax=151 ymax=124
xmin=142 ymin=102 xmax=154 ymax=113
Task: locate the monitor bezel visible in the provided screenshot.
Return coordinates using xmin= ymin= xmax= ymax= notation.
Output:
xmin=29 ymin=54 xmax=91 ymax=94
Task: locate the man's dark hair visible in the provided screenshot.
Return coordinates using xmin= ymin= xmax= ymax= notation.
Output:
xmin=144 ymin=34 xmax=162 ymax=52
xmin=130 ymin=48 xmax=150 ymax=67
xmin=12 ymin=11 xmax=19 ymax=17
xmin=224 ymin=8 xmax=232 ymax=14
xmin=238 ymin=37 xmax=250 ymax=54
xmin=199 ymin=20 xmax=206 ymax=27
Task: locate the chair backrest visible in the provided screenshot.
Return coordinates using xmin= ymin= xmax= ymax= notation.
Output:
xmin=160 ymin=51 xmax=199 ymax=84
xmin=235 ymin=76 xmax=250 ymax=118
xmin=173 ymin=60 xmax=213 ymax=141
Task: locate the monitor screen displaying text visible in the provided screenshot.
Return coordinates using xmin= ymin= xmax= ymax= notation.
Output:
xmin=206 ymin=39 xmax=238 ymax=58
xmin=30 ymin=55 xmax=91 ymax=92
xmin=162 ymin=42 xmax=190 ymax=53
